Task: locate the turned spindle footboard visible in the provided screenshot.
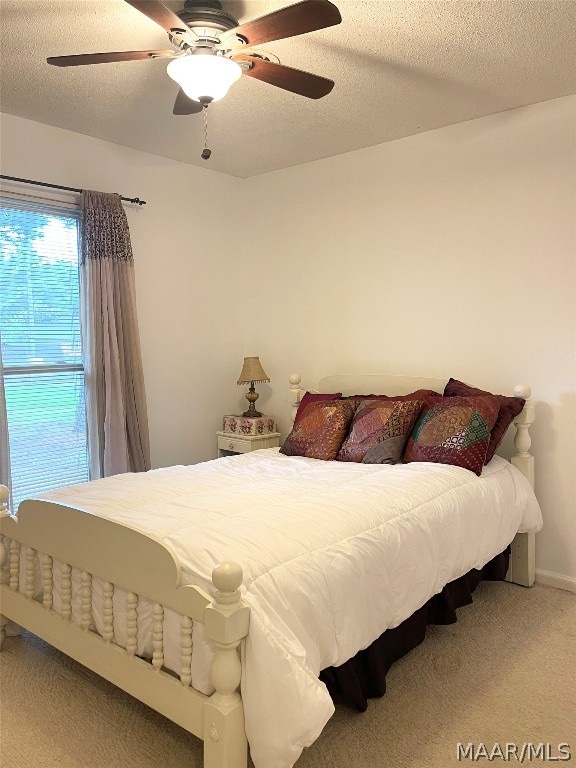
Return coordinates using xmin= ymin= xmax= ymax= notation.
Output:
xmin=0 ymin=489 xmax=250 ymax=768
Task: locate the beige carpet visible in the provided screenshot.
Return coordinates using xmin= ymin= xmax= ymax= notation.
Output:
xmin=1 ymin=582 xmax=575 ymax=768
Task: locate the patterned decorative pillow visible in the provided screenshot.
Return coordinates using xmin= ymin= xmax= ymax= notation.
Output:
xmin=403 ymin=396 xmax=500 ymax=475
xmin=280 ymin=399 xmax=355 ymax=460
xmin=343 ymin=389 xmax=440 ymax=411
xmin=337 ymin=399 xmax=424 ymax=463
xmin=443 ymin=379 xmax=525 ymax=463
xmin=294 ymin=392 xmax=342 ymax=425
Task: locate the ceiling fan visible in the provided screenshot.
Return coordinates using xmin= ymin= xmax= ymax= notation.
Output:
xmin=47 ymin=0 xmax=342 ymax=115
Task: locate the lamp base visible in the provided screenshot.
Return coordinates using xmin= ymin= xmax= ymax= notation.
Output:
xmin=242 ymin=407 xmax=263 ymax=418
xmin=243 ymin=383 xmax=262 ymax=418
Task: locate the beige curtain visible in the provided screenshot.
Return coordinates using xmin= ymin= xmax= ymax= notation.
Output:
xmin=80 ymin=191 xmax=150 ymax=478
xmin=0 ymin=333 xmax=12 ymax=509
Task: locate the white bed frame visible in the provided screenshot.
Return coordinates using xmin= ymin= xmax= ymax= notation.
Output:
xmin=0 ymin=373 xmax=536 ymax=768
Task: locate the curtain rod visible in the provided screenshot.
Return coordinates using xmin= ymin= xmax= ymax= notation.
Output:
xmin=0 ymin=174 xmax=146 ymax=206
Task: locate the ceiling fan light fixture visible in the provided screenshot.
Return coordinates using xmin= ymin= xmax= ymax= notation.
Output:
xmin=167 ymin=54 xmax=242 ymax=102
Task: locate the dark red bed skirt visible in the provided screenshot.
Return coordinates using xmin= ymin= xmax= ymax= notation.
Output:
xmin=320 ymin=550 xmax=510 ymax=711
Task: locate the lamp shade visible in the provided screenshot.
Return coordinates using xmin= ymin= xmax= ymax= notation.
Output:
xmin=237 ymin=357 xmax=270 ymax=385
xmin=167 ymin=55 xmax=242 ymax=103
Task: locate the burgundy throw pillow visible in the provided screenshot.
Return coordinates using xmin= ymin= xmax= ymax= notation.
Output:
xmin=294 ymin=392 xmax=342 ymax=426
xmin=443 ymin=378 xmax=525 ymax=463
xmin=281 ymin=399 xmax=355 ymax=460
xmin=403 ymin=396 xmax=500 ymax=476
xmin=343 ymin=389 xmax=440 ymax=411
xmin=337 ymin=399 xmax=423 ymax=463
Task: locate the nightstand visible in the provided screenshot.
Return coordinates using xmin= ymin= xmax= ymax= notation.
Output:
xmin=216 ymin=431 xmax=281 ymax=458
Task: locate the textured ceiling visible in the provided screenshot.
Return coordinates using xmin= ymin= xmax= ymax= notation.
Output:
xmin=1 ymin=0 xmax=575 ymax=177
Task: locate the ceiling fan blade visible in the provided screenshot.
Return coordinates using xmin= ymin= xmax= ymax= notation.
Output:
xmin=47 ymin=50 xmax=175 ymax=67
xmin=123 ymin=0 xmax=190 ymax=35
xmin=173 ymin=89 xmax=204 ymax=115
xmin=227 ymin=0 xmax=341 ymax=48
xmin=233 ymin=55 xmax=334 ymax=99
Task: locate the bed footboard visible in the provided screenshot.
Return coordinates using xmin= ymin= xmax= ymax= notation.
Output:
xmin=0 ymin=486 xmax=249 ymax=768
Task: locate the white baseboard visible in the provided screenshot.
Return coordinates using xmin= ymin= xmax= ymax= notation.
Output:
xmin=536 ymin=569 xmax=576 ymax=594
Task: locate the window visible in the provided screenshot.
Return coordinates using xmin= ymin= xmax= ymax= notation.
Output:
xmin=0 ymin=197 xmax=89 ymax=511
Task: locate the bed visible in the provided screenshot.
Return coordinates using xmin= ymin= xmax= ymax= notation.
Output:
xmin=0 ymin=373 xmax=542 ymax=768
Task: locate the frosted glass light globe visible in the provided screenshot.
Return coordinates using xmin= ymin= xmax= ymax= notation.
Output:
xmin=167 ymin=55 xmax=242 ymax=103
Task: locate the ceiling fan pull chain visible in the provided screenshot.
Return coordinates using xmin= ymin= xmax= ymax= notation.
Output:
xmin=201 ymin=105 xmax=212 ymax=160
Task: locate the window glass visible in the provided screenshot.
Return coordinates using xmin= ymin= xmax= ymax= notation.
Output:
xmin=0 ymin=198 xmax=88 ymax=510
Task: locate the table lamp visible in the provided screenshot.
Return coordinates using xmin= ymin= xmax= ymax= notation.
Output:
xmin=237 ymin=357 xmax=270 ymax=417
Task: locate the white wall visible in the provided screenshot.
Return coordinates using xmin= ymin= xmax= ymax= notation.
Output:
xmin=2 ymin=97 xmax=574 ymax=587
xmin=0 ymin=113 xmax=246 ymax=467
xmin=242 ymin=96 xmax=576 ymax=588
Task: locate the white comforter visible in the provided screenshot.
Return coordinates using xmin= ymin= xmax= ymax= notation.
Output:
xmin=40 ymin=449 xmax=543 ymax=768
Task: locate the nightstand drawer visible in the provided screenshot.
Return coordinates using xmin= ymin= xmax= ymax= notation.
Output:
xmin=216 ymin=431 xmax=281 ymax=457
xmin=218 ymin=436 xmax=252 ymax=454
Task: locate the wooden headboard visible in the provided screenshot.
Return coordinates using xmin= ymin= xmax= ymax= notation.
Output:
xmin=317 ymin=373 xmax=447 ymax=397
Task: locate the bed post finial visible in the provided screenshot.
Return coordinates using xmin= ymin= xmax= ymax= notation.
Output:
xmin=289 ymin=374 xmax=302 ymax=425
xmin=203 ymin=562 xmax=249 ymax=768
xmin=211 ymin=561 xmax=243 ymax=604
xmin=0 ymin=486 xmax=9 ymax=516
